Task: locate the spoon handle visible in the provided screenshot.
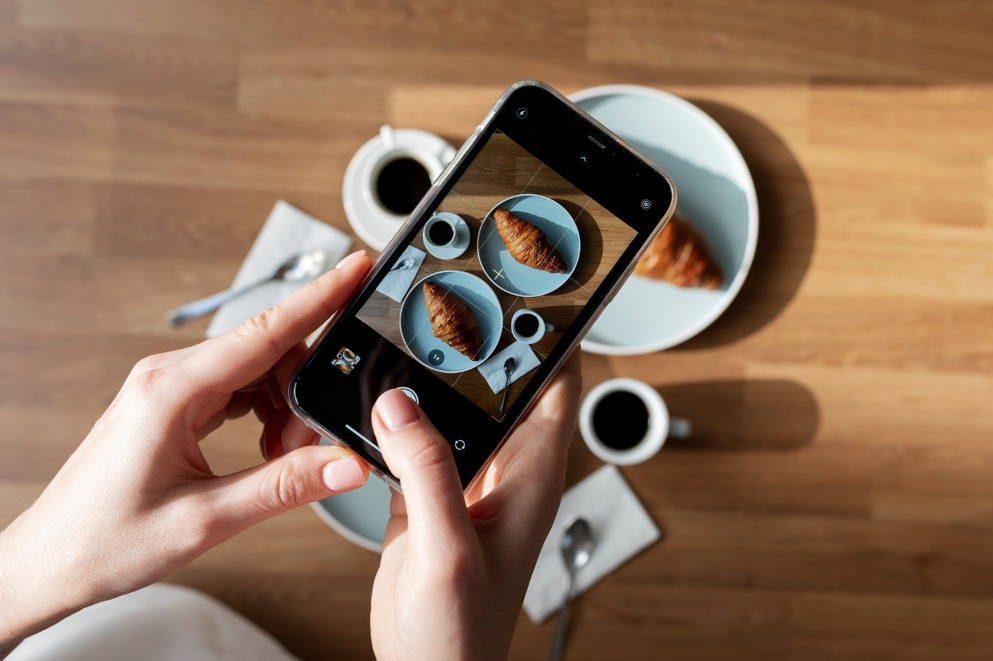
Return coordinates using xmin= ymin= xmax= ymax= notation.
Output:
xmin=499 ymin=370 xmax=512 ymax=415
xmin=547 ymin=571 xmax=575 ymax=661
xmin=165 ymin=278 xmax=266 ymax=326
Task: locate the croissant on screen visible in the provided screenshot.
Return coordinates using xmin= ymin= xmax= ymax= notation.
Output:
xmin=494 ymin=209 xmax=567 ymax=274
xmin=635 ymin=214 xmax=723 ymax=290
xmin=423 ymin=282 xmax=483 ymax=359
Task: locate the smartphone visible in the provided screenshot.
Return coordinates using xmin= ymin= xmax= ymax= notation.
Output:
xmin=289 ymin=81 xmax=676 ymax=492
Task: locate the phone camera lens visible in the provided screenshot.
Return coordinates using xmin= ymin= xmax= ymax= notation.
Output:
xmin=640 ymin=199 xmax=652 ymax=211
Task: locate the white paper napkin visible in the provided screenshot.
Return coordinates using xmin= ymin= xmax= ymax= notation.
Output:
xmin=523 ymin=465 xmax=661 ymax=623
xmin=206 ymin=201 xmax=352 ymax=338
xmin=477 ymin=341 xmax=541 ymax=393
xmin=375 ymin=245 xmax=426 ymax=302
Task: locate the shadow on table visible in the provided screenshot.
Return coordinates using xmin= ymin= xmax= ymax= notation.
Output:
xmin=672 ymin=100 xmax=817 ymax=350
xmin=658 ymin=378 xmax=819 ymax=451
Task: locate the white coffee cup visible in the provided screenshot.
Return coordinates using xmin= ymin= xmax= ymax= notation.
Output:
xmin=343 ymin=125 xmax=456 ymax=251
xmin=511 ymin=309 xmax=554 ymax=344
xmin=579 ymin=377 xmax=692 ymax=465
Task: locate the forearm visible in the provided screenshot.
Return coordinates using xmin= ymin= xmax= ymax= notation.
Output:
xmin=0 ymin=510 xmax=88 ymax=647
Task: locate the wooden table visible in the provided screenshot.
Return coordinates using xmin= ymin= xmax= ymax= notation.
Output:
xmin=2 ymin=2 xmax=991 ymax=659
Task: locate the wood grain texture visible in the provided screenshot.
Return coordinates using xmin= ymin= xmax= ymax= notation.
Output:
xmin=1 ymin=1 xmax=992 ymax=659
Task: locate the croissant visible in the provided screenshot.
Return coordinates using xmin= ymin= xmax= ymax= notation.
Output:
xmin=494 ymin=209 xmax=567 ymax=273
xmin=635 ymin=214 xmax=722 ymax=290
xmin=422 ymin=282 xmax=483 ymax=359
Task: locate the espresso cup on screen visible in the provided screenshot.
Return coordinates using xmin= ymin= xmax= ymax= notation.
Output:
xmin=511 ymin=309 xmax=554 ymax=345
xmin=578 ymin=378 xmax=692 ymax=465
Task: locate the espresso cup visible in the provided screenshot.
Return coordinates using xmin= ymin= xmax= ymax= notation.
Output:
xmin=422 ymin=213 xmax=470 ymax=259
xmin=579 ymin=377 xmax=692 ymax=465
xmin=343 ymin=125 xmax=456 ymax=251
xmin=511 ymin=309 xmax=554 ymax=344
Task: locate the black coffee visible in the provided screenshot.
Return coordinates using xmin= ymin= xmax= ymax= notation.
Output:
xmin=514 ymin=314 xmax=540 ymax=337
xmin=428 ymin=221 xmax=455 ymax=246
xmin=592 ymin=390 xmax=649 ymax=450
xmin=376 ymin=157 xmax=431 ymax=215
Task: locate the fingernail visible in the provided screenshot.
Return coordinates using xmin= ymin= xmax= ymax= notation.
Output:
xmin=323 ymin=456 xmax=365 ymax=491
xmin=376 ymin=389 xmax=419 ymax=431
xmin=335 ymin=250 xmax=367 ymax=270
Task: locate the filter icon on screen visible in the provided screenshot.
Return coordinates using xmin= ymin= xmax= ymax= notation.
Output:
xmin=332 ymin=347 xmax=361 ymax=375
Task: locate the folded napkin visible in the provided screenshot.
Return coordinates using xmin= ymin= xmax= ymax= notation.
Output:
xmin=477 ymin=341 xmax=540 ymax=393
xmin=206 ymin=201 xmax=352 ymax=338
xmin=375 ymin=245 xmax=426 ymax=302
xmin=523 ymin=465 xmax=661 ymax=623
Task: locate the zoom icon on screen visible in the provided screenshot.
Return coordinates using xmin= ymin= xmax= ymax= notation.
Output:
xmin=640 ymin=198 xmax=652 ymax=211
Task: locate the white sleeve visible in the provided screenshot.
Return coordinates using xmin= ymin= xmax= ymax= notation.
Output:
xmin=9 ymin=583 xmax=299 ymax=661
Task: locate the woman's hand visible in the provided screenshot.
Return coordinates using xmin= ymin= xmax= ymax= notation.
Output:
xmin=0 ymin=251 xmax=372 ymax=645
xmin=369 ymin=352 xmax=582 ymax=661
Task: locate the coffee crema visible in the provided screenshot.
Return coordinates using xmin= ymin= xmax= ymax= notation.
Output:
xmin=376 ymin=157 xmax=431 ymax=215
xmin=592 ymin=390 xmax=650 ymax=450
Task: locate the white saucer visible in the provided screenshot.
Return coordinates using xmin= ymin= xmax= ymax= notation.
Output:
xmin=571 ymin=85 xmax=759 ymax=355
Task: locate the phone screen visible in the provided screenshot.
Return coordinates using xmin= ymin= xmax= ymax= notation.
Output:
xmin=355 ymin=129 xmax=637 ymax=419
xmin=292 ymin=84 xmax=674 ymax=489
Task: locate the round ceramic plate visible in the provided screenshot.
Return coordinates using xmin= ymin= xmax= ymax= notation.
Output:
xmin=310 ymin=440 xmax=391 ymax=552
xmin=399 ymin=270 xmax=503 ymax=373
xmin=571 ymin=85 xmax=759 ymax=355
xmin=477 ymin=194 xmax=580 ymax=296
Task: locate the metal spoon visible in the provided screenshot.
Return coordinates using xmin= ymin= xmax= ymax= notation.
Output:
xmin=166 ymin=249 xmax=328 ymax=326
xmin=498 ymin=356 xmax=516 ymax=415
xmin=547 ymin=518 xmax=595 ymax=661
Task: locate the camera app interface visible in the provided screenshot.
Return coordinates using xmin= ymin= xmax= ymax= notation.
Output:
xmin=354 ymin=130 xmax=637 ymax=420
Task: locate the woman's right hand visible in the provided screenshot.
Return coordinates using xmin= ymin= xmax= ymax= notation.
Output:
xmin=369 ymin=352 xmax=582 ymax=661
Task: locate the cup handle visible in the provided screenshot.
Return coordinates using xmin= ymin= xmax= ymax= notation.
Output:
xmin=379 ymin=125 xmax=395 ymax=148
xmin=668 ymin=417 xmax=693 ymax=439
xmin=439 ymin=144 xmax=456 ymax=164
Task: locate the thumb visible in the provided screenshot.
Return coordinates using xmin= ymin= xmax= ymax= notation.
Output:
xmin=371 ymin=389 xmax=472 ymax=547
xmin=205 ymin=444 xmax=369 ymax=532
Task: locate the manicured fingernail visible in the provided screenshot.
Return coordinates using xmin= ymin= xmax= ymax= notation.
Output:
xmin=335 ymin=250 xmax=367 ymax=270
xmin=323 ymin=456 xmax=365 ymax=491
xmin=376 ymin=389 xmax=419 ymax=431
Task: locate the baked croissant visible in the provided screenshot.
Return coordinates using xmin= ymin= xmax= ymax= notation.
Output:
xmin=422 ymin=282 xmax=483 ymax=359
xmin=635 ymin=214 xmax=722 ymax=290
xmin=494 ymin=209 xmax=567 ymax=273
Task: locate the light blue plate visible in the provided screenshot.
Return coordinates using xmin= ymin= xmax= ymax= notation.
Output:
xmin=477 ymin=194 xmax=580 ymax=296
xmin=399 ymin=270 xmax=503 ymax=373
xmin=310 ymin=439 xmax=391 ymax=553
xmin=571 ymin=85 xmax=759 ymax=355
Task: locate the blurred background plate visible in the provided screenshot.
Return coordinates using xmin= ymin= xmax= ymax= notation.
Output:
xmin=572 ymin=85 xmax=759 ymax=355
xmin=399 ymin=270 xmax=503 ymax=373
xmin=310 ymin=440 xmax=391 ymax=553
xmin=477 ymin=194 xmax=580 ymax=296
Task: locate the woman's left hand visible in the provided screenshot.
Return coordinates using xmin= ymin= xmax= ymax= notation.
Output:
xmin=0 ymin=251 xmax=372 ymax=645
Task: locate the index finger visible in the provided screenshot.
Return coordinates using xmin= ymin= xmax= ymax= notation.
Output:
xmin=180 ymin=251 xmax=371 ymax=397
